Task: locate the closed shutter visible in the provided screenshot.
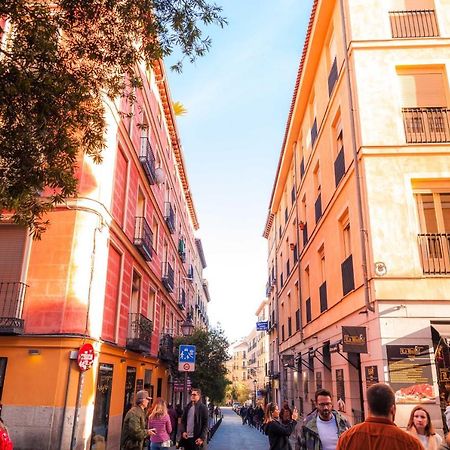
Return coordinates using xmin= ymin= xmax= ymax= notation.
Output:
xmin=399 ymin=71 xmax=447 ymax=107
xmin=399 ymin=0 xmax=435 ymax=9
xmin=0 ymin=225 xmax=27 ymax=281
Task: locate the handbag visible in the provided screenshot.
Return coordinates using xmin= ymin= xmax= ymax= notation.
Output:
xmin=161 ymin=440 xmax=172 ymax=448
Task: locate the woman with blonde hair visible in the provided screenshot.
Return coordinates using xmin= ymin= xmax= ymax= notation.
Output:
xmin=263 ymin=402 xmax=298 ymax=450
xmin=406 ymin=405 xmax=442 ymax=450
xmin=147 ymin=398 xmax=172 ymax=450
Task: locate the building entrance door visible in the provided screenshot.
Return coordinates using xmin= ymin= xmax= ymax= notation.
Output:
xmin=123 ymin=366 xmax=137 ymax=419
xmin=91 ymin=363 xmax=114 ymax=449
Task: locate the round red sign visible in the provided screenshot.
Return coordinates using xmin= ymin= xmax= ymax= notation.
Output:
xmin=77 ymin=343 xmax=95 ymax=372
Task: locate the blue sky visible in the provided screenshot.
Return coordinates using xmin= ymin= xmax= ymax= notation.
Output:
xmin=165 ymin=0 xmax=313 ymax=343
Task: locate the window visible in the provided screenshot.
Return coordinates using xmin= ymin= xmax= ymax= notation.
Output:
xmin=130 ymin=270 xmax=141 ymax=314
xmin=151 ymin=217 xmax=159 ymax=254
xmin=148 ymin=288 xmax=156 ymax=323
xmin=416 ymin=192 xmax=450 ymax=234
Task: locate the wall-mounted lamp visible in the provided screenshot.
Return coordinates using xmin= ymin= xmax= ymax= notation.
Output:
xmin=299 ymin=221 xmax=305 ymax=230
xmin=120 ymin=358 xmax=126 ymax=363
xmin=28 ymin=349 xmax=41 ymax=356
xmin=289 ymin=243 xmax=295 ymax=250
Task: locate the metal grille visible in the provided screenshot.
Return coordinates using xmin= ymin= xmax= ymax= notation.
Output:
xmin=389 ymin=10 xmax=439 ymax=38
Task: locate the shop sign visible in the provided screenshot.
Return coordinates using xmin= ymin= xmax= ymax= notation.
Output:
xmin=365 ymin=365 xmax=379 ymax=387
xmin=342 ymin=326 xmax=368 ymax=353
xmin=282 ymin=354 xmax=295 ymax=368
xmin=439 ymin=368 xmax=450 ymax=383
xmin=386 ymin=344 xmax=435 ymax=404
xmin=256 ymin=321 xmax=269 ymax=331
xmin=77 ymin=343 xmax=95 ymax=372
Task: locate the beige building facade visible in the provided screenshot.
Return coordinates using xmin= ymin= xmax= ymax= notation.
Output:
xmin=264 ymin=0 xmax=450 ymax=431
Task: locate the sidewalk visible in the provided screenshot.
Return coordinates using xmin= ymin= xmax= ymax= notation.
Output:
xmin=208 ymin=407 xmax=268 ymax=450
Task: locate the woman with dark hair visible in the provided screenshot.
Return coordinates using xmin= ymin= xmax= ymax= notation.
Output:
xmin=263 ymin=402 xmax=298 ymax=450
xmin=406 ymin=406 xmax=442 ymax=450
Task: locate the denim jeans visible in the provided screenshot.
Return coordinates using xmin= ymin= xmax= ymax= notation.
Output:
xmin=149 ymin=442 xmax=162 ymax=450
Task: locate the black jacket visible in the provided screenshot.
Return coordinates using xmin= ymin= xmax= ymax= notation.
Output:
xmin=180 ymin=401 xmax=209 ymax=449
xmin=265 ymin=419 xmax=297 ymax=450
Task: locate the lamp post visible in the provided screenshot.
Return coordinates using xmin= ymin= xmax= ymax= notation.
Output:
xmin=181 ymin=314 xmax=194 ymax=406
xmin=253 ymin=379 xmax=257 ymax=407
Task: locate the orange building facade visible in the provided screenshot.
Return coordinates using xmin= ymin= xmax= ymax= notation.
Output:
xmin=0 ymin=55 xmax=210 ymax=449
xmin=264 ymin=0 xmax=450 ymax=432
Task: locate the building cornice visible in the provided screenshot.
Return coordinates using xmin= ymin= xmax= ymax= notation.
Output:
xmin=153 ymin=60 xmax=200 ymax=231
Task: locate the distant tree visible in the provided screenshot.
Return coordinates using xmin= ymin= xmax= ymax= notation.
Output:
xmin=0 ymin=1 xmax=226 ymax=237
xmin=174 ymin=326 xmax=230 ymax=404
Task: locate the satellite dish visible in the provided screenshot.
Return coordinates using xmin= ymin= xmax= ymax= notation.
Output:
xmin=155 ymin=167 xmax=166 ymax=185
xmin=374 ymin=261 xmax=387 ymax=277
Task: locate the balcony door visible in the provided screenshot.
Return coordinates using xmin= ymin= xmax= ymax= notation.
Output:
xmin=416 ymin=192 xmax=450 ymax=272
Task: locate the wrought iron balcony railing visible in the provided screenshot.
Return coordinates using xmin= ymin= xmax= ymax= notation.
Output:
xmin=158 ymin=333 xmax=174 ymax=362
xmin=0 ymin=281 xmax=26 ymax=334
xmin=402 ymin=107 xmax=450 ymax=143
xmin=164 ymin=202 xmax=176 ymax=234
xmin=389 ymin=10 xmax=439 ymax=38
xmin=162 ymin=262 xmax=175 ymax=292
xmin=418 ymin=233 xmax=450 ymax=274
xmin=140 ymin=136 xmax=157 ymax=185
xmin=134 ymin=216 xmax=153 ymax=261
xmin=126 ymin=313 xmax=153 ymax=353
xmin=178 ymin=288 xmax=186 ymax=310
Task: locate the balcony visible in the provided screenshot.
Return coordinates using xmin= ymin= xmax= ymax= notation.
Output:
xmin=134 ymin=216 xmax=153 ymax=261
xmin=418 ymin=233 xmax=450 ymax=274
xmin=187 ymin=264 xmax=194 ymax=280
xmin=0 ymin=282 xmax=26 ymax=335
xmin=178 ymin=288 xmax=186 ymax=310
xmin=341 ymin=254 xmax=355 ymax=295
xmin=139 ymin=136 xmax=157 ymax=185
xmin=162 ymin=262 xmax=175 ymax=292
xmin=319 ymin=281 xmax=328 ymax=313
xmin=164 ymin=202 xmax=176 ymax=234
xmin=328 ymin=58 xmax=338 ymax=96
xmin=311 ymin=118 xmax=318 ymax=148
xmin=158 ymin=333 xmax=174 ymax=362
xmin=126 ymin=313 xmax=153 ymax=353
xmin=402 ymin=107 xmax=450 ymax=143
xmin=334 ymin=146 xmax=345 ymax=187
xmin=389 ymin=10 xmax=439 ymax=38
xmin=178 ymin=238 xmax=186 ymax=262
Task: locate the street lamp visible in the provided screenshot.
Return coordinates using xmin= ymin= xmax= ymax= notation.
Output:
xmin=181 ymin=314 xmax=194 ymax=406
xmin=253 ymin=379 xmax=257 ymax=407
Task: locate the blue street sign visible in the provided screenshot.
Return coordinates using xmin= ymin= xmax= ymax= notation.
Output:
xmin=179 ymin=345 xmax=196 ymax=363
xmin=256 ymin=321 xmax=269 ymax=331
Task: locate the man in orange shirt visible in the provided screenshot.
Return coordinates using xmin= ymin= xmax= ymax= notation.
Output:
xmin=336 ymin=383 xmax=423 ymax=450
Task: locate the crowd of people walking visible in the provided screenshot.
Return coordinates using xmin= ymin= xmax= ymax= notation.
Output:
xmin=258 ymin=383 xmax=450 ymax=450
xmin=121 ymin=387 xmax=210 ymax=450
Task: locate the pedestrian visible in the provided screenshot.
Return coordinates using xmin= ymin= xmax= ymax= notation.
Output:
xmin=336 ymin=383 xmax=423 ymax=450
xmin=406 ymin=405 xmax=442 ymax=449
xmin=0 ymin=415 xmax=13 ymax=450
xmin=240 ymin=405 xmax=248 ymax=425
xmin=264 ymin=402 xmax=298 ymax=450
xmin=444 ymin=400 xmax=450 ymax=433
xmin=299 ymin=388 xmax=350 ymax=450
xmin=167 ymin=404 xmax=178 ymax=445
xmin=121 ymin=390 xmax=155 ymax=450
xmin=179 ymin=388 xmax=209 ymax=450
xmin=147 ymin=398 xmax=172 ymax=450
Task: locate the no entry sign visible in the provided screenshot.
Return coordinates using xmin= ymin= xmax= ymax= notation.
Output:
xmin=77 ymin=343 xmax=95 ymax=371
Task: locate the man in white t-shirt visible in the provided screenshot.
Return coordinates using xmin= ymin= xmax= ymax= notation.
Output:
xmin=299 ymin=389 xmax=351 ymax=450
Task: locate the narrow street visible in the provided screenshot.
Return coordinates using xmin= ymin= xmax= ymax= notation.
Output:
xmin=208 ymin=407 xmax=268 ymax=450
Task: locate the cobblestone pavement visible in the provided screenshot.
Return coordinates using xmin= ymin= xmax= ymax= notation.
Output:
xmin=208 ymin=407 xmax=268 ymax=450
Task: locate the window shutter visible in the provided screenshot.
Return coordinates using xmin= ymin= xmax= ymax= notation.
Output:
xmin=399 ymin=71 xmax=446 ymax=107
xmin=0 ymin=225 xmax=27 ymax=281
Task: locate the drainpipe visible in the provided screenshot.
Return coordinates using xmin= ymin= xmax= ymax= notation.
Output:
xmin=339 ymin=0 xmax=375 ymax=313
xmin=273 ymin=214 xmax=281 ymax=405
xmin=293 ymin=141 xmax=305 ymax=343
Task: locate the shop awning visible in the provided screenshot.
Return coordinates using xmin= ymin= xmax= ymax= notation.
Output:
xmin=431 ymin=323 xmax=450 ymax=338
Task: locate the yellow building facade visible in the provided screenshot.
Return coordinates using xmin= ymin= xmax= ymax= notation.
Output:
xmin=264 ymin=0 xmax=450 ymax=431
